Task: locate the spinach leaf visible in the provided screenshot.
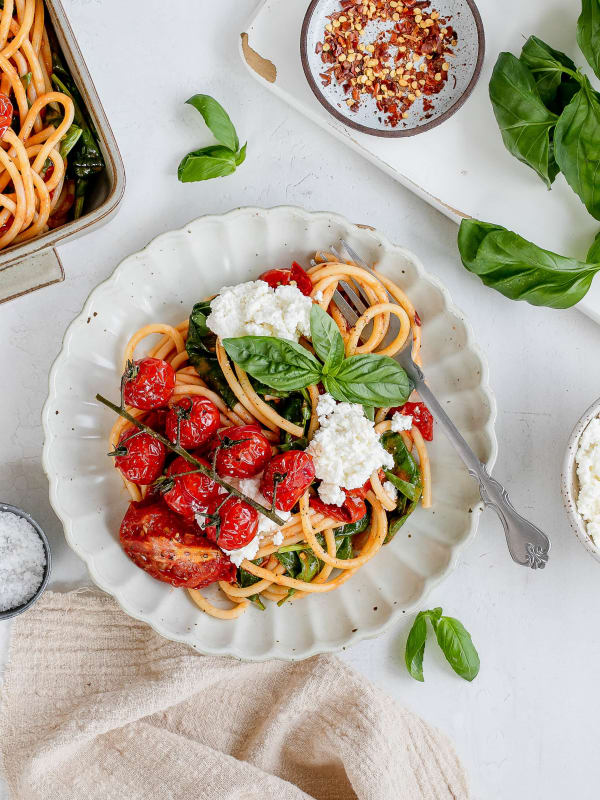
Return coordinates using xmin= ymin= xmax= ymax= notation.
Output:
xmin=275 ymin=550 xmax=300 ymax=578
xmin=489 ymin=52 xmax=559 ymax=187
xmin=336 ymin=512 xmax=370 ymax=538
xmin=237 ymin=564 xmax=263 ymax=587
xmin=324 ymin=354 xmax=411 ymax=406
xmin=405 ymin=611 xmax=428 ymax=681
xmin=554 ymin=77 xmax=600 ymax=220
xmin=177 ymin=145 xmax=238 ymax=183
xmin=519 ymin=36 xmax=580 ymax=111
xmin=382 ymin=432 xmax=420 ymax=485
xmin=310 ymin=303 xmax=345 ymax=375
xmin=405 ymin=608 xmax=478 ymax=683
xmin=223 ymin=336 xmax=323 ymax=391
xmin=587 ymin=231 xmax=600 ymax=262
xmin=277 ymin=392 xmax=311 ymax=451
xmin=458 ymin=218 xmax=600 ymax=308
xmin=185 ymin=94 xmax=239 ymax=152
xmin=20 ymin=71 xmax=32 ymax=91
xmin=275 ymin=549 xmax=319 ymax=582
xmin=186 ymin=301 xmax=237 ymax=408
xmin=59 ymin=124 xmax=82 ymax=159
xmin=433 ymin=616 xmax=480 ymax=682
xmin=297 ymin=551 xmax=320 ymax=582
xmin=577 ymin=0 xmax=600 ymax=81
xmin=384 ymin=470 xmax=421 ymax=502
xmin=381 ymin=431 xmax=422 ymax=544
xmin=334 ymin=535 xmax=354 ymax=560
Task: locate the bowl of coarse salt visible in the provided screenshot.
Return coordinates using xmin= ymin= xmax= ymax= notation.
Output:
xmin=0 ymin=503 xmax=51 ymax=620
xmin=562 ymin=398 xmax=600 ymax=562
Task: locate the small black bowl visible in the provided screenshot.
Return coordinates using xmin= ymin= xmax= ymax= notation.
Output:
xmin=0 ymin=502 xmax=52 ymax=620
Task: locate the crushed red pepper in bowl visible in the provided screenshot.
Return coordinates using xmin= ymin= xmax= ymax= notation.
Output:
xmin=316 ymin=0 xmax=457 ymax=127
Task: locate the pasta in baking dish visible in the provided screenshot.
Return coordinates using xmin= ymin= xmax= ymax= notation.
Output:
xmin=99 ymin=252 xmax=434 ymax=619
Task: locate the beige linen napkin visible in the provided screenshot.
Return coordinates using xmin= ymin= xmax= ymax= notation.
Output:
xmin=0 ymin=590 xmax=468 ymax=800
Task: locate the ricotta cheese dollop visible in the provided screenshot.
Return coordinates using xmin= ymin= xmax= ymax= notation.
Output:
xmin=576 ymin=417 xmax=600 ymax=545
xmin=307 ymin=394 xmax=394 ymax=506
xmin=206 ymin=280 xmax=312 ymax=342
xmin=391 ymin=411 xmax=413 ymax=432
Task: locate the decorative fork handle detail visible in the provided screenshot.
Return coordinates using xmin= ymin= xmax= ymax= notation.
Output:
xmin=409 ymin=370 xmax=551 ymax=570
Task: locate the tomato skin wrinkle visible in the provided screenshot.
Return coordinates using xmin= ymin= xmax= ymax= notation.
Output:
xmin=119 ymin=499 xmax=236 ymax=588
xmin=165 ymin=395 xmax=221 ymax=448
xmin=211 ymin=424 xmax=271 ymax=478
xmin=310 ymin=491 xmax=367 ymax=523
xmin=202 ymin=495 xmax=258 ymax=551
xmin=162 ymin=456 xmax=219 ymax=520
xmin=261 ymin=450 xmax=315 ymax=512
xmin=114 ymin=427 xmax=166 ymax=484
xmin=123 ymin=357 xmax=175 ymax=410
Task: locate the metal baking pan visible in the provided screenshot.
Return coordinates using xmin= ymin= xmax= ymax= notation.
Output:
xmin=0 ymin=0 xmax=125 ymax=305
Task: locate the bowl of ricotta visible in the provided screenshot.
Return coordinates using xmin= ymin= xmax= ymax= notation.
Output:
xmin=563 ymin=398 xmax=600 ymax=560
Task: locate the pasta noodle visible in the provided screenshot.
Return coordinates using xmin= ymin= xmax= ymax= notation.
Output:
xmin=0 ymin=1 xmax=103 ymax=249
xmin=111 ymin=254 xmax=433 ymax=619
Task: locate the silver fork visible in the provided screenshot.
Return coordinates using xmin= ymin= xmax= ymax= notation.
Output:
xmin=330 ymin=239 xmax=550 ymax=570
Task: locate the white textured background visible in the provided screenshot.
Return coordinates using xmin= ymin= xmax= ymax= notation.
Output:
xmin=2 ymin=1 xmax=600 ymax=798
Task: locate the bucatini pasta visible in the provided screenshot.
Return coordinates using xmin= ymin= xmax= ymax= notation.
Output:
xmin=102 ymin=253 xmax=434 ymax=619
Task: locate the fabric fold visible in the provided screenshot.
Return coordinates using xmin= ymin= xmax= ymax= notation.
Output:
xmin=0 ymin=590 xmax=468 ymax=800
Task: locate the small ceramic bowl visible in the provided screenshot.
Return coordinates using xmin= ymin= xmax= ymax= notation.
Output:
xmin=300 ymin=0 xmax=485 ymax=137
xmin=0 ymin=503 xmax=52 ymax=620
xmin=562 ymin=398 xmax=600 ymax=563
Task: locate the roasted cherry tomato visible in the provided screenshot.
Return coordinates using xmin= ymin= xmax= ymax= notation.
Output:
xmin=113 ymin=427 xmax=166 ymax=485
xmin=202 ymin=495 xmax=258 ymax=551
xmin=258 ymin=261 xmax=313 ymax=297
xmin=310 ymin=489 xmax=367 ymax=524
xmin=165 ymin=395 xmax=221 ymax=448
xmin=0 ymin=93 xmax=13 ymax=139
xmin=119 ymin=499 xmax=236 ymax=587
xmin=210 ymin=424 xmax=271 ymax=478
xmin=122 ymin=357 xmax=175 ymax=410
xmin=391 ymin=401 xmax=434 ymax=441
xmin=260 ymin=450 xmax=315 ymax=512
xmin=162 ymin=456 xmax=220 ymax=520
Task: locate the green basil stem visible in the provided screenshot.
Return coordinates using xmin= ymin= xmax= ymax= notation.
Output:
xmin=96 ymin=393 xmax=285 ymax=526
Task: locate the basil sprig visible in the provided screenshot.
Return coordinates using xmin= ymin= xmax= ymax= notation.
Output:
xmin=405 ymin=607 xmax=480 ymax=683
xmin=577 ymin=0 xmax=600 ymax=81
xmin=458 ymin=219 xmax=600 ymax=309
xmin=177 ymin=94 xmax=246 ymax=183
xmin=223 ymin=304 xmax=411 ymax=406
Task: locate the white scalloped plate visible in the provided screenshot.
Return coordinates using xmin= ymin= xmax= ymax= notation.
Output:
xmin=42 ymin=206 xmax=497 ymax=661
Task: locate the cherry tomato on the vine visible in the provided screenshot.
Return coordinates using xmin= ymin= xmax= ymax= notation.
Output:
xmin=201 ymin=495 xmax=258 ymax=551
xmin=113 ymin=427 xmax=166 ymax=485
xmin=258 ymin=261 xmax=313 ymax=297
xmin=165 ymin=395 xmax=221 ymax=448
xmin=162 ymin=456 xmax=219 ymax=520
xmin=210 ymin=424 xmax=271 ymax=478
xmin=260 ymin=450 xmax=315 ymax=512
xmin=119 ymin=499 xmax=235 ymax=587
xmin=122 ymin=357 xmax=175 ymax=410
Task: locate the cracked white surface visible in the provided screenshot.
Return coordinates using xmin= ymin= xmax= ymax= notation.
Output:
xmin=1 ymin=1 xmax=600 ymax=798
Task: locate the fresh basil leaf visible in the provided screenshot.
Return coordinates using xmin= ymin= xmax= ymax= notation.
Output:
xmin=235 ymin=142 xmax=247 ymax=166
xmin=489 ymin=52 xmax=559 ymax=187
xmin=363 ymin=405 xmax=375 ymax=421
xmin=177 ymin=145 xmax=237 ymax=183
xmin=555 ymin=77 xmax=600 ymax=220
xmin=185 ymin=94 xmax=239 ymax=152
xmin=519 ymin=36 xmax=580 ymax=110
xmin=434 ymin=616 xmax=480 ymax=682
xmin=310 ymin=303 xmax=345 ymax=375
xmin=324 ymin=354 xmax=411 ymax=406
xmin=223 ymin=336 xmax=323 ymax=391
xmin=458 ymin=218 xmax=600 ymax=308
xmin=405 ymin=611 xmax=428 ymax=682
xmin=60 ymin=124 xmax=83 ymax=159
xmin=428 ymin=607 xmax=443 ymax=624
xmin=587 ymin=231 xmax=600 ymax=262
xmin=577 ymin=0 xmax=600 ymax=81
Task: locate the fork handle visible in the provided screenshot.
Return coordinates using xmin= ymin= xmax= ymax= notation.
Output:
xmin=410 ymin=376 xmax=550 ymax=569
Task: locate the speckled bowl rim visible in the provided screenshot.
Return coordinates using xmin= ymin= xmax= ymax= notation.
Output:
xmin=300 ymin=0 xmax=485 ymax=138
xmin=561 ymin=397 xmax=600 ymax=563
xmin=0 ymin=503 xmax=52 ymax=620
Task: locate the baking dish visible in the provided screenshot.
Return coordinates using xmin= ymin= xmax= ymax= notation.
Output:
xmin=0 ymin=0 xmax=125 ymax=305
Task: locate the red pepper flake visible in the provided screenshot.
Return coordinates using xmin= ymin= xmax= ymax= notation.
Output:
xmin=414 ymin=310 xmax=422 ymax=326
xmin=317 ymin=0 xmax=456 ymax=127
